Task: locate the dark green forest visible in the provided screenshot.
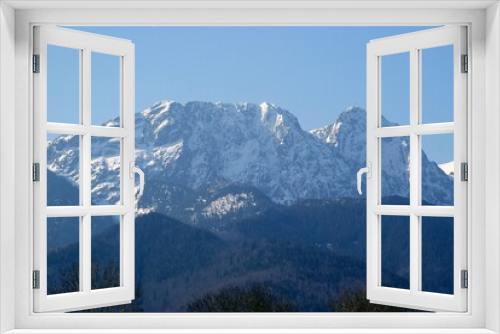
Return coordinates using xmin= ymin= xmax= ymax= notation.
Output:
xmin=47 ymin=196 xmax=453 ymax=312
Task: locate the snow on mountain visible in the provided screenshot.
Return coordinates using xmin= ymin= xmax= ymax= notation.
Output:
xmin=439 ymin=161 xmax=454 ymax=176
xmin=47 ymin=101 xmax=454 ymax=226
xmin=132 ymin=101 xmax=353 ymax=203
xmin=310 ymin=106 xmax=411 ymax=199
xmin=310 ymin=106 xmax=397 ymax=164
xmin=310 ymin=106 xmax=453 ymax=205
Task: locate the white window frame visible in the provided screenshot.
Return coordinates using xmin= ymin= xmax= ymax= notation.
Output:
xmin=1 ymin=1 xmax=498 ymax=333
xmin=33 ymin=25 xmax=137 ymax=313
xmin=365 ymin=26 xmax=468 ymax=312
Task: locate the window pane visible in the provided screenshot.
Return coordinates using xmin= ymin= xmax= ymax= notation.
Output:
xmin=381 ymin=215 xmax=410 ymax=290
xmin=47 ymin=45 xmax=80 ymax=124
xmin=47 ymin=134 xmax=80 ymax=206
xmin=91 ymin=216 xmax=120 ymax=290
xmin=421 ymin=45 xmax=454 ymax=124
xmin=421 ymin=217 xmax=454 ymax=295
xmin=381 ymin=136 xmax=410 ymax=205
xmin=91 ymin=137 xmax=121 ymax=205
xmin=381 ymin=52 xmax=410 ymax=127
xmin=92 ymin=52 xmax=120 ymax=127
xmin=421 ymin=133 xmax=454 ymax=206
xmin=47 ymin=217 xmax=80 ymax=295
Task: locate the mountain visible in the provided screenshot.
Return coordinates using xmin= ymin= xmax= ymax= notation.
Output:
xmin=439 ymin=161 xmax=454 ymax=176
xmin=310 ymin=106 xmax=453 ymax=205
xmin=46 ymin=170 xmax=117 ymax=251
xmin=134 ymin=101 xmax=353 ymax=201
xmin=48 ymin=211 xmax=412 ymax=312
xmin=221 ymin=196 xmax=452 ymax=294
xmin=44 ymin=101 xmax=455 ymax=312
xmin=47 ymin=101 xmax=454 ymax=226
xmin=47 ymin=168 xmax=79 ymax=206
xmin=48 ymin=199 xmax=453 ymax=312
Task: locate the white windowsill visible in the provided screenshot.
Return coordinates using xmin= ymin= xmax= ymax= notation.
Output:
xmin=3 ymin=330 xmax=498 ymax=334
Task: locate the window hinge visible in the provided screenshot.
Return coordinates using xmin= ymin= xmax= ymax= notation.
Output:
xmin=461 ymin=162 xmax=468 ymax=182
xmin=461 ymin=54 xmax=468 ymax=73
xmin=461 ymin=270 xmax=468 ymax=289
xmin=33 ymin=270 xmax=40 ymax=289
xmin=33 ymin=163 xmax=40 ymax=182
xmin=33 ymin=54 xmax=40 ymax=73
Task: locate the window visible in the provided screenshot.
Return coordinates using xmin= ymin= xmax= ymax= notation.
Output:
xmin=4 ymin=2 xmax=496 ymax=332
xmin=362 ymin=26 xmax=467 ymax=312
xmin=33 ymin=26 xmax=143 ymax=312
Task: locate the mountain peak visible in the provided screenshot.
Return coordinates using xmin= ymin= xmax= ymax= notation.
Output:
xmin=48 ymin=100 xmax=453 ymax=218
xmin=132 ymin=100 xmax=351 ymax=201
xmin=344 ymin=105 xmax=365 ymax=114
xmin=138 ymin=100 xmax=302 ymax=146
xmin=310 ymin=106 xmax=366 ymax=147
xmin=439 ymin=161 xmax=454 ymax=176
xmin=259 ymin=101 xmax=275 ymax=109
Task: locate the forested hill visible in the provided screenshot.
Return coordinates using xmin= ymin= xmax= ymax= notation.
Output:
xmin=47 ymin=197 xmax=452 ymax=312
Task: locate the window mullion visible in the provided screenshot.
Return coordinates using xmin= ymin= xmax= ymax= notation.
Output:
xmin=82 ymin=48 xmax=92 ymax=294
xmin=413 ymin=123 xmax=454 ymax=135
xmin=78 ymin=48 xmax=85 ymax=294
xmin=90 ymin=126 xmax=129 ymax=138
xmin=409 ymin=47 xmax=420 ymax=294
xmin=416 ymin=47 xmax=423 ymax=293
xmin=47 ymin=123 xmax=87 ymax=135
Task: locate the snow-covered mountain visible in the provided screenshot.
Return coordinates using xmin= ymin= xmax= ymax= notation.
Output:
xmin=439 ymin=161 xmax=454 ymax=177
xmin=47 ymin=101 xmax=453 ymax=226
xmin=310 ymin=106 xmax=453 ymax=205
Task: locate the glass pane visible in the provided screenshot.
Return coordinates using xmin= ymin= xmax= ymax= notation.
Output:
xmin=47 ymin=217 xmax=80 ymax=295
xmin=381 ymin=215 xmax=410 ymax=290
xmin=421 ymin=217 xmax=454 ymax=295
xmin=92 ymin=52 xmax=120 ymax=127
xmin=421 ymin=133 xmax=454 ymax=206
xmin=47 ymin=45 xmax=80 ymax=124
xmin=91 ymin=137 xmax=121 ymax=205
xmin=47 ymin=134 xmax=80 ymax=206
xmin=421 ymin=45 xmax=454 ymax=124
xmin=91 ymin=216 xmax=120 ymax=290
xmin=381 ymin=52 xmax=410 ymax=127
xmin=381 ymin=136 xmax=410 ymax=205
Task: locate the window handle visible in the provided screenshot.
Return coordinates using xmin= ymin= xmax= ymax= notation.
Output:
xmin=129 ymin=162 xmax=145 ymax=196
xmin=357 ymin=162 xmax=372 ymax=195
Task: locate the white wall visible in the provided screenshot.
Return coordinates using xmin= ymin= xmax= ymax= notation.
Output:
xmin=486 ymin=2 xmax=500 ymax=332
xmin=0 ymin=2 xmax=16 ymax=333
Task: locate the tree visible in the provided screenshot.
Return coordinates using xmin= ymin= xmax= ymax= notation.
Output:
xmin=331 ymin=285 xmax=413 ymax=312
xmin=48 ymin=261 xmax=143 ymax=312
xmin=188 ymin=284 xmax=297 ymax=312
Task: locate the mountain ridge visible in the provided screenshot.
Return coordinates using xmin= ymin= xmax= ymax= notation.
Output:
xmin=47 ymin=101 xmax=454 ymax=225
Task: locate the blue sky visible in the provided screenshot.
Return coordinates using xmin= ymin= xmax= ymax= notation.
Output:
xmin=49 ymin=26 xmax=454 ymax=163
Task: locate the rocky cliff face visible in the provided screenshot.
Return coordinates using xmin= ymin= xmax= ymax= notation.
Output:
xmin=47 ymin=101 xmax=453 ymax=225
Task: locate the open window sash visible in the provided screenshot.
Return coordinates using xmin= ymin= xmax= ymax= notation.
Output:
xmin=364 ymin=26 xmax=467 ymax=312
xmin=33 ymin=26 xmax=137 ymax=312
